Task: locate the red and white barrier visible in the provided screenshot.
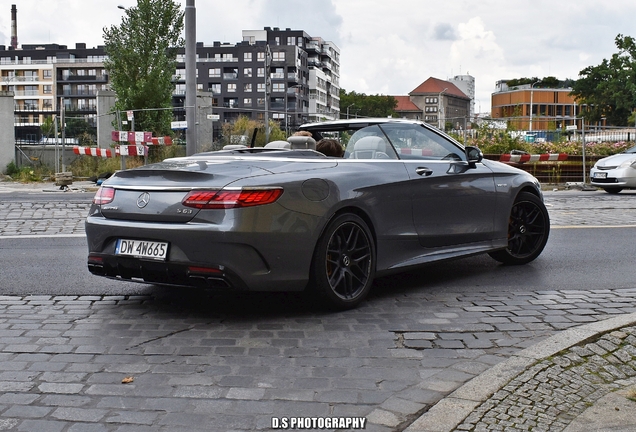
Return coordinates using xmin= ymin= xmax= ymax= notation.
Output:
xmin=73 ymin=146 xmax=113 ymax=158
xmin=116 ymin=145 xmax=148 ymax=157
xmin=73 ymin=145 xmax=148 ymax=158
xmin=499 ymin=153 xmax=568 ymax=163
xmin=111 ymin=131 xmax=172 ymax=145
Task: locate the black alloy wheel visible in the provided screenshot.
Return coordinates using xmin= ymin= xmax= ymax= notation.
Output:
xmin=311 ymin=213 xmax=375 ymax=309
xmin=488 ymin=192 xmax=550 ymax=265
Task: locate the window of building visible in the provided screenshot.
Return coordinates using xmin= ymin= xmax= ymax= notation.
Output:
xmin=274 ymin=37 xmax=280 ymax=46
xmin=257 ymin=98 xmax=265 ymax=106
xmin=43 ymin=70 xmax=52 ymax=78
xmin=227 ymin=83 xmax=237 ymax=92
xmin=244 ymin=68 xmax=252 ymax=77
xmin=257 ymin=52 xmax=265 ymax=62
xmin=257 ymin=67 xmax=265 ymax=78
xmin=273 ymin=83 xmax=285 ymax=92
xmin=272 ymin=51 xmax=285 ymax=61
xmin=244 ymin=98 xmax=252 ymax=106
xmin=223 ymin=67 xmax=238 ymax=79
xmin=209 ymin=68 xmax=221 ymax=78
xmin=244 ymin=83 xmax=253 ymax=92
xmin=209 ymin=83 xmax=221 ymax=94
xmin=287 ymin=37 xmax=296 ymax=45
xmin=43 ymin=99 xmax=53 ymax=109
xmin=257 ymin=83 xmax=265 ymax=92
xmin=244 ymin=52 xmax=252 ymax=62
xmin=197 ymin=83 xmax=203 ymax=91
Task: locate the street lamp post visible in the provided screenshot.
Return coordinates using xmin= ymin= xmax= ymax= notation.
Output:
xmin=346 ymin=103 xmax=355 ymax=119
xmin=529 ymin=81 xmax=539 ymax=132
xmin=438 ymin=88 xmax=448 ymax=129
xmin=284 ymin=83 xmax=301 ymax=136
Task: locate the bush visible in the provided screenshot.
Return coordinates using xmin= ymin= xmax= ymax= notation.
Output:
xmin=5 ymin=161 xmax=51 ymax=182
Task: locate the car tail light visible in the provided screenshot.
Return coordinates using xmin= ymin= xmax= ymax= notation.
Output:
xmin=93 ymin=186 xmax=115 ymax=205
xmin=182 ymin=188 xmax=283 ymax=209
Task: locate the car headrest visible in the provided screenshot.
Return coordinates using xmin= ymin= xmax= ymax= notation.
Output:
xmin=353 ymin=136 xmax=386 ymax=152
xmin=287 ymin=136 xmax=317 ymax=150
xmin=264 ymin=140 xmax=291 ymax=149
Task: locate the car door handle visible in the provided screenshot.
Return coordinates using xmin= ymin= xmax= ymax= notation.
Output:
xmin=415 ymin=167 xmax=433 ymax=176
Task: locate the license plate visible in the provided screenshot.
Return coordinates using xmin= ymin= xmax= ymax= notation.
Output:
xmin=115 ymin=239 xmax=168 ymax=260
xmin=593 ymin=172 xmax=607 ymax=179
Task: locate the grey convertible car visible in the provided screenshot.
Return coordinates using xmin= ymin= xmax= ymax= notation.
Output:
xmin=86 ymin=118 xmax=550 ymax=309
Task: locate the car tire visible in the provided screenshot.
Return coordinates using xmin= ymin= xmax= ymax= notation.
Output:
xmin=488 ymin=192 xmax=550 ymax=265
xmin=310 ymin=213 xmax=375 ymax=310
xmin=603 ymin=188 xmax=623 ymax=194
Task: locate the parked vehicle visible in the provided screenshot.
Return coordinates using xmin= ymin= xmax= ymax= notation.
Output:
xmin=590 ymin=145 xmax=636 ymax=193
xmin=85 ymin=118 xmax=550 ymax=309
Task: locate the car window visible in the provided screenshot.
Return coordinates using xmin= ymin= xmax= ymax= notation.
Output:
xmin=344 ymin=125 xmax=398 ymax=159
xmin=379 ymin=123 xmax=466 ymax=161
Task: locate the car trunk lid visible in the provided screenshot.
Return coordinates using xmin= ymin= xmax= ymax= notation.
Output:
xmin=99 ymin=159 xmax=274 ymax=222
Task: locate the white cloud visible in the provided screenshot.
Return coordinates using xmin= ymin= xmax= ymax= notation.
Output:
xmin=3 ymin=0 xmax=636 ymax=113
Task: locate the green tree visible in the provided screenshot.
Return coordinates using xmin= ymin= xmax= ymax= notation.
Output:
xmin=571 ymin=34 xmax=636 ymax=126
xmin=103 ymin=0 xmax=184 ymax=136
xmin=339 ymin=89 xmax=397 ymax=118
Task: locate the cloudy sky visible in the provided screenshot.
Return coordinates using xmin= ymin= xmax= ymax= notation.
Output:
xmin=1 ymin=0 xmax=634 ymax=112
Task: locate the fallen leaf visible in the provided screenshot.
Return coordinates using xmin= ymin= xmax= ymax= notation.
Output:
xmin=121 ymin=376 xmax=134 ymax=384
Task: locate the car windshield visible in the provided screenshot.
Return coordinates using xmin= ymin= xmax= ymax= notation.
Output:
xmin=343 ymin=123 xmax=466 ymax=161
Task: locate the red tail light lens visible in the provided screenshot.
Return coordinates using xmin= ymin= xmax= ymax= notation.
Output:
xmin=182 ymin=188 xmax=283 ymax=209
xmin=93 ymin=186 xmax=115 ymax=205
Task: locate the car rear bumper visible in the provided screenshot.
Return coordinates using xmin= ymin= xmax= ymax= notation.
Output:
xmin=85 ymin=214 xmax=319 ymax=292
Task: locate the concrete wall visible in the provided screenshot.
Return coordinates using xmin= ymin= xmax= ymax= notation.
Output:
xmin=97 ymin=91 xmax=117 ymax=148
xmin=0 ymin=91 xmax=15 ymax=173
xmin=15 ymin=145 xmax=79 ymax=171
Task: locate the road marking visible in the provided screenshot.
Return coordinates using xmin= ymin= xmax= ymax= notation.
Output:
xmin=0 ymin=234 xmax=86 ymax=240
xmin=552 ymin=225 xmax=636 ymax=229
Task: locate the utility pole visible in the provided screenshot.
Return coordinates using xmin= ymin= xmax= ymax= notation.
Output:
xmin=185 ymin=0 xmax=197 ymax=156
xmin=264 ymin=44 xmax=271 ymax=142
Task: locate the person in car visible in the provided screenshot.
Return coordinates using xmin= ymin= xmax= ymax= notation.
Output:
xmin=316 ymin=138 xmax=344 ymax=157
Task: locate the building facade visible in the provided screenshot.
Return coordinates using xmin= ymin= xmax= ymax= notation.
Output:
xmin=491 ymin=81 xmax=581 ymax=131
xmin=449 ymin=74 xmax=475 ymax=120
xmin=1 ymin=26 xmax=339 ymax=146
xmin=173 ymin=27 xmax=340 ymax=140
xmin=0 ymin=43 xmax=107 ymax=143
xmin=394 ymin=77 xmax=471 ymax=129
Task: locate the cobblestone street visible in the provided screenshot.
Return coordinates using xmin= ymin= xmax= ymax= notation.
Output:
xmin=1 ymin=184 xmax=636 ymax=431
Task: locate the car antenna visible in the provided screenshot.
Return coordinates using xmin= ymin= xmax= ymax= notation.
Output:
xmin=250 ymin=128 xmax=258 ymax=148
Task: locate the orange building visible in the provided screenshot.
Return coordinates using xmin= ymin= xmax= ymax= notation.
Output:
xmin=491 ymin=82 xmax=583 ymax=131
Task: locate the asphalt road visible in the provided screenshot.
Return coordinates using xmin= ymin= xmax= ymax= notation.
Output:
xmin=0 ymin=226 xmax=633 ymax=299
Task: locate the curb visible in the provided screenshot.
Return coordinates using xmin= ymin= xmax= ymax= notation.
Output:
xmin=404 ymin=311 xmax=636 ymax=432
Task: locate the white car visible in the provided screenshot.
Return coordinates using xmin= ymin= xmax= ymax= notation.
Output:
xmin=590 ymin=145 xmax=636 ymax=193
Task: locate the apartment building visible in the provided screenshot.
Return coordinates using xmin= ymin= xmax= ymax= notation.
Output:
xmin=0 ymin=43 xmax=108 ymax=142
xmin=491 ymin=81 xmax=580 ymax=131
xmin=2 ymin=26 xmax=339 ymax=144
xmin=172 ymin=27 xmax=340 ymax=139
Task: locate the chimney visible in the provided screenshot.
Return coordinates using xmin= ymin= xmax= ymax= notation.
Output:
xmin=10 ymin=5 xmax=17 ymax=50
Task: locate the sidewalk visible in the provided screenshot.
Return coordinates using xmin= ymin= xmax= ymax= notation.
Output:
xmin=407 ymin=313 xmax=636 ymax=431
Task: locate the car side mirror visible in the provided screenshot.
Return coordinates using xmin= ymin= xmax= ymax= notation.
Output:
xmin=465 ymin=146 xmax=483 ymax=165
